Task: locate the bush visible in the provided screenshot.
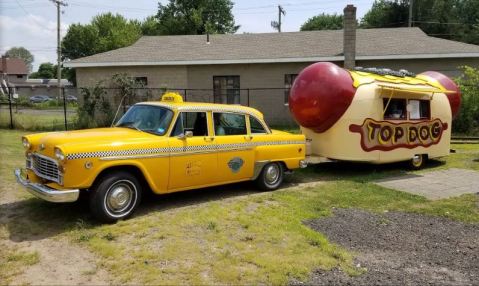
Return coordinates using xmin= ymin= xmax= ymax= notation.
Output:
xmin=76 ymin=83 xmax=113 ymax=129
xmin=453 ymin=66 xmax=479 ymax=135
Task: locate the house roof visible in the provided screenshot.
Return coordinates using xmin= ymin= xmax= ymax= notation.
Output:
xmin=0 ymin=57 xmax=28 ymax=74
xmin=64 ymin=27 xmax=479 ymax=68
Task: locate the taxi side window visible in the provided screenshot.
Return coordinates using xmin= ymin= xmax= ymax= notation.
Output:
xmin=171 ymin=112 xmax=208 ymax=137
xmin=250 ymin=116 xmax=267 ymax=134
xmin=383 ymin=98 xmax=406 ymax=120
xmin=213 ymin=113 xmax=247 ymax=136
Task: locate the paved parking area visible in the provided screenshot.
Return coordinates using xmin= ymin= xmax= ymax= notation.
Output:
xmin=375 ymin=168 xmax=479 ymax=200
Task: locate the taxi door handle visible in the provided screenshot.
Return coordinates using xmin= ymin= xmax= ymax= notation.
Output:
xmin=204 ymin=136 xmax=215 ymax=142
xmin=244 ymin=135 xmax=253 ymax=141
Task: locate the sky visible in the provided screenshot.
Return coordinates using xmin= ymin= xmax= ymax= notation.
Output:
xmin=0 ymin=0 xmax=375 ymax=71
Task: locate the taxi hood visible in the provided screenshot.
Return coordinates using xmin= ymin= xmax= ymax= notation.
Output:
xmin=26 ymin=127 xmax=167 ymax=156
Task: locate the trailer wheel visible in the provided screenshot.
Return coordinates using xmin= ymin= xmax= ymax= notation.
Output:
xmin=255 ymin=162 xmax=284 ymax=191
xmin=409 ymin=154 xmax=426 ymax=170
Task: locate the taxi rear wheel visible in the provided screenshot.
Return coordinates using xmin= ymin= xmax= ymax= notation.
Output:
xmin=256 ymin=162 xmax=284 ymax=191
xmin=89 ymin=171 xmax=142 ymax=223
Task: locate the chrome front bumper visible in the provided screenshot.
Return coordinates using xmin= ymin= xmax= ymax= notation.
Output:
xmin=14 ymin=169 xmax=79 ymax=203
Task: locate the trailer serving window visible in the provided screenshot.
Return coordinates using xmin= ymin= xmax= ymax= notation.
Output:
xmin=408 ymin=99 xmax=430 ymax=120
xmin=383 ymin=98 xmax=406 ymax=120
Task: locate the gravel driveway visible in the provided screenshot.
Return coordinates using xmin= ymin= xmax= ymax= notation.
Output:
xmin=300 ymin=209 xmax=479 ymax=285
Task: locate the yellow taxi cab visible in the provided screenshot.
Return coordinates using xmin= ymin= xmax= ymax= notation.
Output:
xmin=15 ymin=92 xmax=306 ymax=222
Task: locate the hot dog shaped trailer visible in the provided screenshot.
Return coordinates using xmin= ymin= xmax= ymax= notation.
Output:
xmin=289 ymin=62 xmax=461 ymax=168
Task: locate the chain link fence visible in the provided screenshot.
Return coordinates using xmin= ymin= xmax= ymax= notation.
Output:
xmin=0 ymin=86 xmax=297 ymax=131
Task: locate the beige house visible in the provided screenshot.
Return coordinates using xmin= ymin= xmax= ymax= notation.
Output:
xmin=65 ymin=27 xmax=479 ymax=125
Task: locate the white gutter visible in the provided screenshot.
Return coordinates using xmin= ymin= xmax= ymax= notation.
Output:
xmin=64 ymin=53 xmax=479 ymax=68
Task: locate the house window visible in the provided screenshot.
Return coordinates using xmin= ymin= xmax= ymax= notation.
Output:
xmin=213 ymin=76 xmax=240 ymax=104
xmin=17 ymin=75 xmax=24 ymax=79
xmin=134 ymin=77 xmax=148 ymax=86
xmin=213 ymin=112 xmax=247 ymax=136
xmin=383 ymin=98 xmax=407 ymax=120
xmin=284 ymin=74 xmax=298 ymax=105
xmin=408 ymin=99 xmax=430 ymax=120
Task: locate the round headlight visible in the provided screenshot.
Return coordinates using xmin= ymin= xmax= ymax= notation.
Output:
xmin=22 ymin=138 xmax=30 ymax=149
xmin=55 ymin=148 xmax=65 ymax=161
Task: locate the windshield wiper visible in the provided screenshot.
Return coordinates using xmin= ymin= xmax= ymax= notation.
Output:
xmin=116 ymin=121 xmax=142 ymax=132
xmin=116 ymin=121 xmax=159 ymax=135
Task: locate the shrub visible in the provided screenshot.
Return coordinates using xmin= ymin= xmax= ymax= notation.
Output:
xmin=453 ymin=66 xmax=479 ymax=135
xmin=76 ymin=83 xmax=113 ymax=129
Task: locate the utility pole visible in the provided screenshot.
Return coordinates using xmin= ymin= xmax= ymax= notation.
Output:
xmin=50 ymin=0 xmax=68 ymax=129
xmin=271 ymin=5 xmax=285 ymax=32
xmin=408 ymin=0 xmax=413 ymax=27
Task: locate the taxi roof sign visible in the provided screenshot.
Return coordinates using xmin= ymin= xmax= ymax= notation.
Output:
xmin=161 ymin=92 xmax=184 ymax=103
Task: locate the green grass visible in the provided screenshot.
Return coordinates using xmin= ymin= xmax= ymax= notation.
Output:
xmin=0 ymin=130 xmax=28 ymax=186
xmin=0 ymin=110 xmax=76 ymax=131
xmin=1 ymin=129 xmax=478 ymax=284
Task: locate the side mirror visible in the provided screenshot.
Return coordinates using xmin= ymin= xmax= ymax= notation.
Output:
xmin=178 ymin=130 xmax=193 ymax=140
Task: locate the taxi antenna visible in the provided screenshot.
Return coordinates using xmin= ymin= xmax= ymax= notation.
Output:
xmin=111 ymin=94 xmax=129 ymax=127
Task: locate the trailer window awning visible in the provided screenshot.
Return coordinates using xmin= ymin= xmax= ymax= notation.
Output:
xmin=377 ymin=82 xmax=455 ymax=94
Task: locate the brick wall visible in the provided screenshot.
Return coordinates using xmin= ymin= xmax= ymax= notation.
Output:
xmin=343 ymin=5 xmax=357 ymax=69
xmin=76 ymin=65 xmax=188 ymax=88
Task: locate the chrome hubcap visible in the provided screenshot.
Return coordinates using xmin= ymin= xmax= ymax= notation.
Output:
xmin=412 ymin=155 xmax=422 ymax=166
xmin=107 ymin=183 xmax=133 ymax=212
xmin=265 ymin=164 xmax=280 ymax=185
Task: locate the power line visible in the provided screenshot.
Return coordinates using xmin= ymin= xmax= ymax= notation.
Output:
xmin=413 ymin=20 xmax=478 ymax=25
xmin=10 ymin=0 xmax=56 ymax=31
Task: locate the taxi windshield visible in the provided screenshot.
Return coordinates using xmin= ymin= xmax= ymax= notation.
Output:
xmin=116 ymin=105 xmax=173 ymax=136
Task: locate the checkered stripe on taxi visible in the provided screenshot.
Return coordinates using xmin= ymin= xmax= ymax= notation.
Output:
xmin=66 ymin=140 xmax=305 ymax=160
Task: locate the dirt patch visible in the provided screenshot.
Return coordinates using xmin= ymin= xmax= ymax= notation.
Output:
xmin=301 ymin=209 xmax=479 ymax=285
xmin=0 ymin=196 xmax=111 ymax=285
xmin=15 ymin=238 xmax=110 ymax=285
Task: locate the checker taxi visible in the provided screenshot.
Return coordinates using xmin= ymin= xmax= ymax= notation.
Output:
xmin=15 ymin=93 xmax=306 ymax=222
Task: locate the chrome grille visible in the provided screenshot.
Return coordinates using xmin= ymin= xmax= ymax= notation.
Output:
xmin=30 ymin=153 xmax=61 ymax=184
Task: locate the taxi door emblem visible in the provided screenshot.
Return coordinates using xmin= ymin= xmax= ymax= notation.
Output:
xmin=228 ymin=157 xmax=244 ymax=173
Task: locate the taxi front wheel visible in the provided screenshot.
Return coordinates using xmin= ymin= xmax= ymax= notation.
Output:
xmin=89 ymin=171 xmax=142 ymax=223
xmin=256 ymin=162 xmax=284 ymax=191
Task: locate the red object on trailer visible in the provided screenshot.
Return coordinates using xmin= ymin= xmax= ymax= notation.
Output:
xmin=288 ymin=62 xmax=357 ymax=133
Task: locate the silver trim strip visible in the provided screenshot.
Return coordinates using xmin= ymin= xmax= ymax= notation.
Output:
xmin=69 ymin=140 xmax=305 ymax=160
xmin=14 ymin=169 xmax=79 ymax=203
xmin=252 ymin=160 xmax=270 ymax=180
xmin=100 ymin=147 xmax=255 ymax=160
xmin=100 ymin=153 xmax=170 ymax=161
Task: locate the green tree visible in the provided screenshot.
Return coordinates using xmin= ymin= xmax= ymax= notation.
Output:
xmin=155 ymin=0 xmax=239 ymax=35
xmin=360 ymin=0 xmax=408 ymax=29
xmin=300 ymin=13 xmax=343 ymax=31
xmin=30 ymin=62 xmax=70 ymax=79
xmin=62 ymin=13 xmax=142 ymax=61
xmin=454 ymin=66 xmax=479 ymax=134
xmin=4 ymin=47 xmax=34 ymax=72
xmin=62 ymin=13 xmax=142 ymax=85
xmin=29 ymin=62 xmax=55 ymax=79
xmin=141 ymin=16 xmax=161 ymax=36
xmin=360 ymin=0 xmax=479 ymax=45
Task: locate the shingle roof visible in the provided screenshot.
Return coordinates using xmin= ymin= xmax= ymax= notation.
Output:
xmin=0 ymin=57 xmax=28 ymax=74
xmin=64 ymin=27 xmax=479 ymax=68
